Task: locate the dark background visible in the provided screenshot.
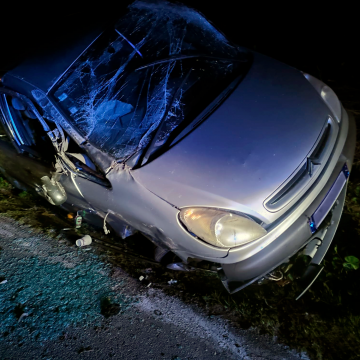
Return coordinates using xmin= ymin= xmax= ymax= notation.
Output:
xmin=0 ymin=1 xmax=358 ymax=89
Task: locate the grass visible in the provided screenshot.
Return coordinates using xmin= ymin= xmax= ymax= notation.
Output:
xmin=18 ymin=190 xmax=31 ymax=199
xmin=0 ymin=177 xmax=12 ymax=190
xmin=201 ymin=248 xmax=360 ymax=360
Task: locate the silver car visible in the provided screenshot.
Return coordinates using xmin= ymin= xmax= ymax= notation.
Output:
xmin=0 ymin=0 xmax=355 ymax=297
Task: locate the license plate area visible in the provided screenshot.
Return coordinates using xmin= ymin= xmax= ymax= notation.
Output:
xmin=309 ymin=163 xmax=349 ymax=233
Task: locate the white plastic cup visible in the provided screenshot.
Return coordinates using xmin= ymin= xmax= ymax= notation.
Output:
xmin=76 ymin=235 xmax=92 ymax=247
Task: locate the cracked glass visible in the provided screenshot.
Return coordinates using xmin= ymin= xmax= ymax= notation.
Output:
xmin=52 ymin=0 xmax=246 ymax=161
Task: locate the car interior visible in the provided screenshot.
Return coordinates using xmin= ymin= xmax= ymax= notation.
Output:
xmin=0 ymin=92 xmax=110 ymax=187
xmin=0 ymin=94 xmax=55 ymax=162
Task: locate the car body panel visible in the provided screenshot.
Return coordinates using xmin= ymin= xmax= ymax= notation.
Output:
xmin=132 ymin=51 xmax=331 ymax=223
xmin=0 ymin=140 xmax=52 ymax=190
xmin=221 ymin=111 xmax=356 ymax=291
xmin=68 ymin=165 xmax=230 ymax=259
xmin=4 ymin=29 xmax=103 ymax=94
xmin=225 ymin=108 xmax=353 ymax=263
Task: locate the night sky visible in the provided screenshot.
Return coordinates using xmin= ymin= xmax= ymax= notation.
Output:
xmin=0 ymin=1 xmax=358 ymax=89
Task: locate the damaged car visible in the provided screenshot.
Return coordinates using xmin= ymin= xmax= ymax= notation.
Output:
xmin=0 ymin=0 xmax=356 ymax=298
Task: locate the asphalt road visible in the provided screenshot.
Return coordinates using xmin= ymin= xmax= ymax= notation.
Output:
xmin=0 ymin=215 xmax=308 ymax=360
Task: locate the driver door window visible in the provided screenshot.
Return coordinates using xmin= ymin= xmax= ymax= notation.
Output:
xmin=0 ymin=94 xmax=54 ymax=163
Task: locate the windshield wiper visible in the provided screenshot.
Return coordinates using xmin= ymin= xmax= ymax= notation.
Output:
xmin=135 ymin=53 xmax=248 ymax=71
xmin=137 ymin=69 xmax=193 ymax=167
xmin=142 ymin=73 xmax=247 ymax=165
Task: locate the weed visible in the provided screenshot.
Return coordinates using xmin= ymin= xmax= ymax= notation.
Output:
xmin=18 ymin=191 xmax=30 ymax=199
xmin=343 ymin=255 xmax=360 ymax=270
xmin=0 ymin=177 xmax=11 ymax=190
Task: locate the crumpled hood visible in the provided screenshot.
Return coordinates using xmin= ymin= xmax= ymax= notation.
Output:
xmin=132 ymin=52 xmax=331 ymax=223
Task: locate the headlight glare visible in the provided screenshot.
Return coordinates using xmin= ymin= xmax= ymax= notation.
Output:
xmin=303 ymin=72 xmax=342 ymax=122
xmin=179 ymin=208 xmax=267 ymax=248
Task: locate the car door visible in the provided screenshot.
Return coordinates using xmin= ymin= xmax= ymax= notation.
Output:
xmin=1 ymin=89 xmax=113 ymax=219
xmin=0 ymin=91 xmax=56 ymax=191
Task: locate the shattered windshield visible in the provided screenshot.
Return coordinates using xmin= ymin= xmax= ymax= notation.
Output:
xmin=52 ymin=0 xmax=246 ymax=161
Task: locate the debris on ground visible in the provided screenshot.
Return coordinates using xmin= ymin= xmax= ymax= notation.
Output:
xmin=75 ymin=235 xmax=92 ymax=247
xmin=75 ymin=213 xmax=82 ymax=229
xmin=168 ymin=279 xmax=178 ymax=285
xmin=41 ymin=212 xmax=56 ymax=217
xmin=17 ymin=312 xmax=29 ymax=323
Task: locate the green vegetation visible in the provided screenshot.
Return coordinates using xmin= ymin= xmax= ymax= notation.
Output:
xmin=343 ymin=255 xmax=360 ymax=270
xmin=200 ymin=233 xmax=360 ymax=360
xmin=0 ymin=176 xmax=11 ymax=190
xmin=18 ymin=190 xmax=31 ymax=199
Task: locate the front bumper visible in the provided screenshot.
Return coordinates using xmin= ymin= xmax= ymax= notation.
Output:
xmin=219 ymin=109 xmax=356 ymax=293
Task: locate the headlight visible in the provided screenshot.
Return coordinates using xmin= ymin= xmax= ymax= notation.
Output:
xmin=179 ymin=208 xmax=267 ymax=248
xmin=302 ymin=72 xmax=342 ymax=123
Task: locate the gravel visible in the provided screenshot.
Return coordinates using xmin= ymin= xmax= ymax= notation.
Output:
xmin=0 ymin=215 xmax=309 ymax=359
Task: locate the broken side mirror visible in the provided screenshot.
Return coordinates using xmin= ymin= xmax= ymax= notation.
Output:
xmin=39 ymin=175 xmax=67 ymax=205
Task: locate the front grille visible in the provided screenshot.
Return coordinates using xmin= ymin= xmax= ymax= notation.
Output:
xmin=264 ymin=117 xmax=338 ymax=212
